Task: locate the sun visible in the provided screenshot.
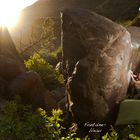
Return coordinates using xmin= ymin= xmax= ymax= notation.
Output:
xmin=0 ymin=0 xmax=38 ymax=29
xmin=0 ymin=0 xmax=21 ymax=28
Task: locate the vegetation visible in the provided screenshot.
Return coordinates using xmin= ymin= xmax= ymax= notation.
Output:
xmin=118 ymin=12 xmax=140 ymax=27
xmin=39 ymin=46 xmax=62 ymax=66
xmin=24 ymin=53 xmax=64 ymax=90
xmin=0 ymin=97 xmax=82 ymax=140
xmin=20 ymin=18 xmax=59 ymax=61
xmin=1 ymin=97 xmax=140 ymax=140
xmin=102 ymin=125 xmax=140 ymax=140
xmin=6 ymin=2 xmax=140 ymax=140
xmin=31 ymin=18 xmax=56 ymax=49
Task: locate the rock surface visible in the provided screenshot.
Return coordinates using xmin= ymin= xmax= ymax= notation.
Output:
xmin=8 ymin=71 xmax=46 ymax=108
xmin=62 ymin=9 xmax=133 ymax=125
xmin=0 ymin=27 xmax=24 ymax=66
xmin=127 ymin=26 xmax=140 ymax=71
xmin=0 ymin=27 xmax=66 ymax=112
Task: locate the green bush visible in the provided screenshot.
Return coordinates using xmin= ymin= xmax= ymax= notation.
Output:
xmin=2 ymin=98 xmax=140 ymax=140
xmin=24 ymin=53 xmax=64 ymax=90
xmin=39 ymin=46 xmax=62 ymax=66
xmin=0 ymin=97 xmax=87 ymax=140
xmin=102 ymin=125 xmax=140 ymax=140
xmin=102 ymin=126 xmax=118 ymax=140
xmin=0 ymin=97 xmax=62 ymax=140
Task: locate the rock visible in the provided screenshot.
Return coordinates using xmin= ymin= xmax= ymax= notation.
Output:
xmin=0 ymin=27 xmax=63 ymax=112
xmin=0 ymin=27 xmax=24 ymax=81
xmin=115 ymin=99 xmax=140 ymax=125
xmin=57 ymin=96 xmax=67 ymax=111
xmin=50 ymin=87 xmax=67 ymax=112
xmin=62 ymin=9 xmax=133 ymax=125
xmin=8 ymin=71 xmax=46 ymax=109
xmin=0 ymin=27 xmax=21 ymax=61
xmin=51 ymin=87 xmax=65 ymax=102
xmin=0 ymin=55 xmax=23 ymax=80
xmin=127 ymin=26 xmax=140 ymax=71
xmin=0 ymin=27 xmax=24 ymax=80
xmin=0 ymin=78 xmax=8 ymax=98
xmin=0 ymin=98 xmax=6 ymax=114
xmin=44 ymin=91 xmax=58 ymax=113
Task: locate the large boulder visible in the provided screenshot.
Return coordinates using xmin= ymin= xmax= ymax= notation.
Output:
xmin=62 ymin=9 xmax=133 ymax=126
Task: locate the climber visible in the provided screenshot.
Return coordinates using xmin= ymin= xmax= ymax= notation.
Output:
xmin=128 ymin=71 xmax=140 ymax=99
xmin=131 ymin=71 xmax=140 ymax=89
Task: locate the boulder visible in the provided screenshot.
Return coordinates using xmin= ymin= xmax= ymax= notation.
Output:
xmin=62 ymin=9 xmax=133 ymax=125
xmin=8 ymin=71 xmax=46 ymax=109
xmin=0 ymin=27 xmax=22 ymax=61
xmin=115 ymin=99 xmax=140 ymax=125
xmin=0 ymin=55 xmax=23 ymax=80
xmin=0 ymin=27 xmax=24 ymax=80
xmin=0 ymin=27 xmax=63 ymax=112
xmin=44 ymin=90 xmax=58 ymax=113
xmin=51 ymin=87 xmax=67 ymax=112
xmin=45 ymin=87 xmax=67 ymax=112
xmin=51 ymin=87 xmax=65 ymax=102
xmin=0 ymin=78 xmax=8 ymax=97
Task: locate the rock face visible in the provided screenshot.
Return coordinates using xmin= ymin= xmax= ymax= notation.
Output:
xmin=0 ymin=27 xmax=46 ymax=108
xmin=0 ymin=27 xmax=66 ymax=112
xmin=62 ymin=9 xmax=133 ymax=125
xmin=0 ymin=27 xmax=23 ymax=64
xmin=8 ymin=71 xmax=46 ymax=108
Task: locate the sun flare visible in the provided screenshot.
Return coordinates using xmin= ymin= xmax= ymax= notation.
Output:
xmin=0 ymin=1 xmax=21 ymax=28
xmin=0 ymin=0 xmax=37 ymax=29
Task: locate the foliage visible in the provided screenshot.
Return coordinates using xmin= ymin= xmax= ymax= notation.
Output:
xmin=0 ymin=97 xmax=62 ymax=140
xmin=118 ymin=20 xmax=133 ymax=27
xmin=39 ymin=46 xmax=62 ymax=66
xmin=1 ymin=97 xmax=140 ymax=140
xmin=24 ymin=53 xmax=64 ymax=90
xmin=102 ymin=126 xmax=118 ymax=140
xmin=31 ymin=17 xmax=57 ymax=51
xmin=20 ymin=17 xmax=59 ymax=60
xmin=0 ymin=97 xmax=87 ymax=140
xmin=102 ymin=125 xmax=140 ymax=140
xmin=118 ymin=12 xmax=140 ymax=27
xmin=129 ymin=134 xmax=140 ymax=140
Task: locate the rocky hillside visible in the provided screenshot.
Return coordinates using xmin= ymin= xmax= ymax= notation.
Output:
xmin=18 ymin=0 xmax=140 ymax=26
xmin=11 ymin=0 xmax=140 ymax=49
xmin=20 ymin=0 xmax=139 ymax=22
xmin=0 ymin=27 xmax=66 ymax=113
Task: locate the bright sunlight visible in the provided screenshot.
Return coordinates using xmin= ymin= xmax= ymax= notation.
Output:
xmin=0 ymin=0 xmax=37 ymax=28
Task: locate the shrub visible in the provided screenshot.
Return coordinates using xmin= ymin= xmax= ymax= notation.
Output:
xmin=102 ymin=125 xmax=140 ymax=140
xmin=102 ymin=126 xmax=118 ymax=140
xmin=39 ymin=46 xmax=62 ymax=66
xmin=0 ymin=97 xmax=85 ymax=140
xmin=0 ymin=97 xmax=62 ymax=140
xmin=24 ymin=53 xmax=64 ymax=90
